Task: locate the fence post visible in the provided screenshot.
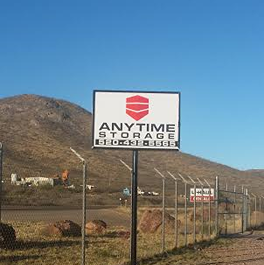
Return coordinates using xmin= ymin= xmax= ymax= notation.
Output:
xmin=233 ymin=185 xmax=236 ymax=233
xmin=154 ymin=168 xmax=166 ymax=253
xmin=0 ymin=142 xmax=2 ymax=223
xmin=224 ymin=184 xmax=228 ymax=235
xmin=184 ymin=181 xmax=187 ymax=246
xmin=193 ymin=183 xmax=196 ymax=243
xmin=167 ymin=171 xmax=178 ymax=249
xmin=215 ymin=176 xmax=219 ymax=236
xmin=178 ymin=174 xmax=188 ymax=247
xmin=188 ymin=176 xmax=196 ymax=244
xmin=248 ymin=193 xmax=252 ymax=228
xmin=251 ymin=193 xmax=257 ymax=227
xmin=70 ymin=147 xmax=87 ymax=265
xmin=201 ymin=183 xmax=204 ymax=240
xmin=174 ymin=179 xmax=178 ymax=248
xmin=197 ymin=178 xmax=204 ymax=241
xmin=241 ymin=186 xmax=244 ymax=233
xmin=162 ymin=177 xmax=165 ymax=253
xmin=204 ymin=178 xmax=212 ymax=238
xmin=245 ymin=189 xmax=248 ymax=230
xmin=244 ymin=189 xmax=248 ymax=232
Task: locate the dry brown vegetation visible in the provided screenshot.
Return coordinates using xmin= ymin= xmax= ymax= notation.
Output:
xmin=0 ymin=94 xmax=263 ymax=207
xmin=0 ymin=220 xmax=212 ymax=265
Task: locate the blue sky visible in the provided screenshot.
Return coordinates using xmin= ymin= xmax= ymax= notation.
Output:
xmin=0 ymin=0 xmax=264 ymax=170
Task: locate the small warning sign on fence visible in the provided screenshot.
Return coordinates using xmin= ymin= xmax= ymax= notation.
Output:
xmin=190 ymin=188 xmax=214 ymax=202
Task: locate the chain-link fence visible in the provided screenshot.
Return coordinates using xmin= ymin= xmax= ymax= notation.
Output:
xmin=1 ymin=145 xmax=264 ymax=265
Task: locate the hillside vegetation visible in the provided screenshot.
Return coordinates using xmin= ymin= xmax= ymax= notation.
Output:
xmin=0 ymin=94 xmax=262 ymax=206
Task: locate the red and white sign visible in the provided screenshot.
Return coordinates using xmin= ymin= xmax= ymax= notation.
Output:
xmin=190 ymin=188 xmax=214 ymax=202
xmin=93 ymin=91 xmax=180 ymax=150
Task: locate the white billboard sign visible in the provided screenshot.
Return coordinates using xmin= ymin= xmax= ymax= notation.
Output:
xmin=92 ymin=91 xmax=180 ymax=150
xmin=190 ymin=188 xmax=214 ymax=202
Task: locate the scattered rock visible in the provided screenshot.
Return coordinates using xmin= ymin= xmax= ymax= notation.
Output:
xmin=41 ymin=220 xmax=81 ymax=237
xmin=86 ymin=220 xmax=107 ymax=234
xmin=138 ymin=209 xmax=181 ymax=233
xmin=0 ymin=223 xmax=16 ymax=248
xmin=116 ymin=230 xmax=130 ymax=239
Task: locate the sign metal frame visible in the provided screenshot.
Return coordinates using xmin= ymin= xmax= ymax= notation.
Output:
xmin=92 ymin=90 xmax=181 ymax=151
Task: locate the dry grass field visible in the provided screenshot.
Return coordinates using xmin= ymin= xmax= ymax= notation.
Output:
xmin=0 ymin=221 xmax=211 ymax=265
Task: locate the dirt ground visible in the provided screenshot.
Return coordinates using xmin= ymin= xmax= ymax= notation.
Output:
xmin=147 ymin=231 xmax=264 ymax=265
xmin=2 ymin=207 xmax=130 ymax=227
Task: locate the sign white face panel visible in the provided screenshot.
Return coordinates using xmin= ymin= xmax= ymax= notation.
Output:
xmin=190 ymin=188 xmax=215 ymax=202
xmin=93 ymin=91 xmax=180 ymax=150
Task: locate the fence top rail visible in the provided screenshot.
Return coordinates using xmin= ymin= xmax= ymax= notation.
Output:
xmin=219 ymin=189 xmax=244 ymax=195
xmin=218 ymin=212 xmax=247 ymax=215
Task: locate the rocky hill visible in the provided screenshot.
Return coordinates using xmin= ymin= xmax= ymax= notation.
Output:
xmin=0 ymin=94 xmax=262 ymax=206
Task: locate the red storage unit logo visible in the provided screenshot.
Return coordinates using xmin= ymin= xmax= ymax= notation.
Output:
xmin=126 ymin=95 xmax=149 ymax=121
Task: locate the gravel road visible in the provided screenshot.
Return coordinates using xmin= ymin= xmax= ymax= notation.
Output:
xmin=149 ymin=231 xmax=264 ymax=265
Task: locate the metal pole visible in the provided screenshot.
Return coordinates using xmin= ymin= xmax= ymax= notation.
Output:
xmin=197 ymin=178 xmax=204 ymax=241
xmin=244 ymin=189 xmax=247 ymax=232
xmin=225 ymin=197 xmax=228 ymax=235
xmin=249 ymin=196 xmax=251 ymax=228
xmin=154 ymin=168 xmax=167 ymax=253
xmin=178 ymin=173 xmax=189 ymax=247
xmin=0 ymin=142 xmax=3 ymax=223
xmin=193 ymin=183 xmax=196 ymax=243
xmin=70 ymin=147 xmax=87 ymax=265
xmin=215 ymin=176 xmax=219 ymax=236
xmin=82 ymin=161 xmax=87 ymax=265
xmin=233 ymin=185 xmax=236 ymax=233
xmin=184 ymin=182 xmax=187 ymax=246
xmin=167 ymin=171 xmax=178 ymax=249
xmin=245 ymin=189 xmax=249 ymax=230
xmin=241 ymin=186 xmax=244 ymax=233
xmin=187 ymin=176 xmax=196 ymax=244
xmin=201 ymin=184 xmax=204 ymax=240
xmin=204 ymin=178 xmax=212 ymax=238
xmin=208 ymin=186 xmax=211 ymax=237
xmin=162 ymin=177 xmax=165 ymax=253
xmin=131 ymin=150 xmax=138 ymax=265
xmin=251 ymin=193 xmax=257 ymax=227
xmin=174 ymin=179 xmax=178 ymax=248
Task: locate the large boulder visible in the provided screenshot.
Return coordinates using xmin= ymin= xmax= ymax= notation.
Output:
xmin=86 ymin=220 xmax=107 ymax=234
xmin=41 ymin=220 xmax=81 ymax=237
xmin=138 ymin=209 xmax=180 ymax=233
xmin=0 ymin=223 xmax=16 ymax=248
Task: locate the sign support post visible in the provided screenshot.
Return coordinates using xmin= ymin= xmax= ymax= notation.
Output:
xmin=131 ymin=150 xmax=138 ymax=265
